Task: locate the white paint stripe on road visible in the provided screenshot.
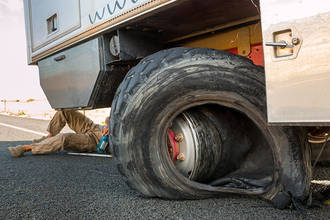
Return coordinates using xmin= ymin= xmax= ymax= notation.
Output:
xmin=0 ymin=122 xmax=47 ymax=136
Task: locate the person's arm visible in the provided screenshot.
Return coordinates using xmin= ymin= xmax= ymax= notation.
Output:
xmin=102 ymin=127 xmax=109 ymax=136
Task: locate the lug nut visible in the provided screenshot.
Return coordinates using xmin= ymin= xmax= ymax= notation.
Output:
xmin=177 ymin=153 xmax=185 ymax=161
xmin=175 ymin=133 xmax=184 ymax=142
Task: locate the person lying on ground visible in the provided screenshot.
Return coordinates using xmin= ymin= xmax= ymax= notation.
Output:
xmin=8 ymin=110 xmax=110 ymax=157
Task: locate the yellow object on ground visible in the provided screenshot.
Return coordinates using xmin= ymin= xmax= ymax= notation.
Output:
xmin=324 ymin=200 xmax=330 ymax=205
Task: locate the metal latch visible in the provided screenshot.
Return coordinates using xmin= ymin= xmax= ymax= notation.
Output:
xmin=265 ymin=29 xmax=302 ymax=59
xmin=47 ymin=14 xmax=58 ymax=35
xmin=266 ymin=38 xmax=300 ymax=49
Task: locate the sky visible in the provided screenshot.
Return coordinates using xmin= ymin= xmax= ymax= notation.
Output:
xmin=0 ymin=0 xmax=46 ymax=100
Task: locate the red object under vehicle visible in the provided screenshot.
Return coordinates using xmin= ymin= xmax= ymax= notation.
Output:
xmin=227 ymin=44 xmax=264 ymax=67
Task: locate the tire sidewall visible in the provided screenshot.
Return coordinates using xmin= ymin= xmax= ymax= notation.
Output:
xmin=119 ymin=62 xmax=279 ymax=198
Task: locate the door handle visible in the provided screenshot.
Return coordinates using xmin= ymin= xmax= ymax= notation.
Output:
xmin=266 ymin=41 xmax=288 ymax=48
xmin=265 ymin=41 xmax=292 ymax=48
xmin=266 ymin=38 xmax=300 ymax=49
xmin=54 ymin=55 xmax=66 ymax=62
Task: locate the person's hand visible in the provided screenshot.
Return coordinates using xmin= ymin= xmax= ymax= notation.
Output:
xmin=102 ymin=127 xmax=109 ymax=136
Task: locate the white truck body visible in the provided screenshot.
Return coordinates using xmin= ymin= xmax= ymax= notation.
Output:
xmin=24 ymin=0 xmax=176 ymax=64
xmin=23 ymin=0 xmax=330 ymax=124
xmin=261 ymin=0 xmax=330 ymax=124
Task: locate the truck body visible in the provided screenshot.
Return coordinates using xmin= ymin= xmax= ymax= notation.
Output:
xmin=24 ymin=0 xmax=330 ymax=124
xmin=23 ymin=0 xmax=330 ymax=209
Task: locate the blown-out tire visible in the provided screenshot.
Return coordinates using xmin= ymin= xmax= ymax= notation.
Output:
xmin=110 ymin=47 xmax=311 ymax=208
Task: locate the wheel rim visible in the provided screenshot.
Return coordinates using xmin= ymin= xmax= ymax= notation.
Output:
xmin=168 ymin=112 xmax=198 ymax=178
xmin=167 ymin=108 xmax=223 ymax=182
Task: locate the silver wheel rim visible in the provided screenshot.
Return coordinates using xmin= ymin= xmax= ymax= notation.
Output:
xmin=170 ymin=112 xmax=199 ymax=178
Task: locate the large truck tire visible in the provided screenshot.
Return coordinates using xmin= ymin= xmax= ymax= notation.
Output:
xmin=312 ymin=143 xmax=330 ymax=163
xmin=109 ymin=47 xmax=311 ymax=209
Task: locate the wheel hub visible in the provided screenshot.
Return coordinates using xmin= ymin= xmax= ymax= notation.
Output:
xmin=167 ymin=109 xmax=223 ymax=182
xmin=168 ymin=113 xmax=198 ymax=178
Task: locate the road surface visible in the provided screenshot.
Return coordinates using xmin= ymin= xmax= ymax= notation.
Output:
xmin=0 ymin=114 xmax=329 ymax=219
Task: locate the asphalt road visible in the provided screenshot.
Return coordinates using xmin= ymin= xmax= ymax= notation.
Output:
xmin=0 ymin=114 xmax=329 ymax=219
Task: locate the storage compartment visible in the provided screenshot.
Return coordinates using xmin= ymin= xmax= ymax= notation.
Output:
xmin=37 ymin=29 xmax=163 ymax=110
xmin=29 ymin=0 xmax=81 ymax=51
xmin=38 ymin=38 xmax=103 ymax=109
xmin=38 ymin=36 xmax=131 ymax=110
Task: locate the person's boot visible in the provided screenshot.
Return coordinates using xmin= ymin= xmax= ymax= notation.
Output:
xmin=8 ymin=145 xmax=25 ymax=157
xmin=8 ymin=145 xmax=32 ymax=157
